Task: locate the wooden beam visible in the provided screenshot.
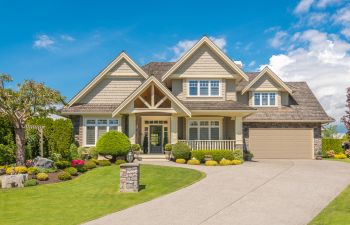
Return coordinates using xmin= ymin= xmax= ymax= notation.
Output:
xmin=151 ymin=84 xmax=155 ymax=107
xmin=138 ymin=96 xmax=151 ymax=108
xmin=154 ymin=96 xmax=168 ymax=108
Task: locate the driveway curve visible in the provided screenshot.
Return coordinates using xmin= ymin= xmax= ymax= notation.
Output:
xmin=84 ymin=160 xmax=350 ymax=225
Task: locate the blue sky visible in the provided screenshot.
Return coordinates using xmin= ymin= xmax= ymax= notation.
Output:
xmin=1 ymin=0 xmax=349 ymax=132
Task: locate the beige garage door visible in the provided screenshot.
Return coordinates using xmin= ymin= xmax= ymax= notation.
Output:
xmin=249 ymin=128 xmax=314 ymax=159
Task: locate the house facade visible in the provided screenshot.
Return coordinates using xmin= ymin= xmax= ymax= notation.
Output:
xmin=62 ymin=37 xmax=333 ymax=159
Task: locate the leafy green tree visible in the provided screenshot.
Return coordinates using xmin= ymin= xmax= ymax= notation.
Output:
xmin=0 ymin=74 xmax=64 ymax=165
xmin=341 ymin=87 xmax=350 ymax=139
xmin=322 ymin=125 xmax=338 ymax=139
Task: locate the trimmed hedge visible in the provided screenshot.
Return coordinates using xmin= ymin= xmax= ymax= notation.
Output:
xmin=322 ymin=139 xmax=343 ymax=156
xmin=96 ymin=131 xmax=130 ymax=157
xmin=191 ymin=150 xmax=242 ymax=162
xmin=172 ymin=142 xmax=191 ymax=160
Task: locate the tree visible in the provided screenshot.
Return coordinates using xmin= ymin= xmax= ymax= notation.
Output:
xmin=322 ymin=125 xmax=338 ymax=138
xmin=341 ymin=87 xmax=350 ymax=140
xmin=96 ymin=131 xmax=131 ymax=161
xmin=0 ymin=74 xmax=64 ymax=165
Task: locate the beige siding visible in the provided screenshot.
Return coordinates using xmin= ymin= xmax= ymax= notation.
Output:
xmin=250 ymin=76 xmax=281 ymax=90
xmin=226 ymin=79 xmax=236 ymax=101
xmin=281 ymin=92 xmax=289 ymax=106
xmin=223 ymin=117 xmax=235 ymax=139
xmin=249 ymin=128 xmax=314 ymax=159
xmin=237 ymin=92 xmax=249 ymax=105
xmin=172 ymin=45 xmax=236 ymax=78
xmin=108 ymin=59 xmax=140 ymax=76
xmin=172 ymin=79 xmax=184 ymax=100
xmin=79 ymin=77 xmax=143 ymax=104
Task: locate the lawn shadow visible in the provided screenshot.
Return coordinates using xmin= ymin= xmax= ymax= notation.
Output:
xmin=139 ymin=184 xmax=146 ymax=191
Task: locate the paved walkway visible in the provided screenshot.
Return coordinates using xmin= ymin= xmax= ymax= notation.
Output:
xmin=85 ymin=160 xmax=350 ymax=225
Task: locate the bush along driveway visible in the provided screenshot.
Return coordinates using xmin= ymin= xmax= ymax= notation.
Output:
xmin=0 ymin=164 xmax=204 ymax=225
xmin=85 ymin=160 xmax=350 ymax=225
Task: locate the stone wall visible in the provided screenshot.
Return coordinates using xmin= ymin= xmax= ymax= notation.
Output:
xmin=120 ymin=163 xmax=140 ymax=192
xmin=243 ymin=122 xmax=322 ymax=157
xmin=69 ymin=115 xmax=83 ymax=147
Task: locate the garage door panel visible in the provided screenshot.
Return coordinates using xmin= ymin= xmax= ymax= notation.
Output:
xmin=249 ymin=128 xmax=313 ymax=159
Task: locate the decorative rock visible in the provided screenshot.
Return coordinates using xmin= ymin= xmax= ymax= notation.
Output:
xmin=32 ymin=157 xmax=54 ymax=168
xmin=2 ymin=174 xmax=28 ymax=188
xmin=119 ymin=163 xmax=140 ymax=193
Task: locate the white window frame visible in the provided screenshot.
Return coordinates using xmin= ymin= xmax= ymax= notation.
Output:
xmin=253 ymin=92 xmax=277 ymax=107
xmin=188 ymin=79 xmax=221 ymax=97
xmin=84 ymin=118 xmax=120 ymax=146
xmin=187 ymin=118 xmax=222 ymax=140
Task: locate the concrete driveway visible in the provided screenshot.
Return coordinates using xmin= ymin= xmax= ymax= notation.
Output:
xmin=85 ymin=160 xmax=350 ymax=225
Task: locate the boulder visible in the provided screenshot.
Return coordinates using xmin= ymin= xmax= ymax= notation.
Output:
xmin=2 ymin=174 xmax=28 ymax=188
xmin=33 ymin=157 xmax=54 ymax=168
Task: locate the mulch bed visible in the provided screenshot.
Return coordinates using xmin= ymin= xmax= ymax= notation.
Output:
xmin=36 ymin=171 xmax=81 ymax=185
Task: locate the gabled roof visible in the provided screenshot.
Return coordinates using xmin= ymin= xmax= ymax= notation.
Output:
xmin=161 ymin=36 xmax=249 ymax=82
xmin=112 ymin=76 xmax=191 ymax=117
xmin=241 ymin=66 xmax=293 ymax=95
xmin=67 ymin=52 xmax=149 ymax=107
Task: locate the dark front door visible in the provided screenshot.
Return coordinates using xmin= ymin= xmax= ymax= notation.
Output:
xmin=150 ymin=125 xmax=162 ymax=154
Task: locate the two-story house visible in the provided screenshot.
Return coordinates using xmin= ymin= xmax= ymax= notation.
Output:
xmin=62 ymin=36 xmax=333 ymax=159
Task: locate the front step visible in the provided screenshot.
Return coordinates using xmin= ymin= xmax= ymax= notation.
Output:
xmin=137 ymin=154 xmax=168 ymax=162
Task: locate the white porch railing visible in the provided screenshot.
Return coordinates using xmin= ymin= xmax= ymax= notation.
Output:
xmin=178 ymin=140 xmax=236 ymax=150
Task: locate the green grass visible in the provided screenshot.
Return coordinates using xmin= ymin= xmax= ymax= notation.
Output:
xmin=0 ymin=164 xmax=205 ymax=225
xmin=309 ymin=158 xmax=350 ymax=225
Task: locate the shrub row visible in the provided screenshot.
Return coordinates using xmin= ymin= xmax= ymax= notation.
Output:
xmin=322 ymin=139 xmax=344 ymax=156
xmin=191 ymin=150 xmax=243 ymax=162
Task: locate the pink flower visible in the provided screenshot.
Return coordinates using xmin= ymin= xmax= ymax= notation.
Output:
xmin=72 ymin=159 xmax=85 ymax=167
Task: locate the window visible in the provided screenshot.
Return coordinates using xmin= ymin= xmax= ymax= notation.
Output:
xmin=188 ymin=120 xmax=220 ymax=140
xmin=253 ymin=92 xmax=277 ymax=106
xmin=85 ymin=119 xmax=120 ymax=146
xmin=188 ymin=80 xmax=220 ymax=97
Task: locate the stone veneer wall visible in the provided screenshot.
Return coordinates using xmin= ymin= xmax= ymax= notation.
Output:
xmin=243 ymin=122 xmax=322 ymax=157
xmin=120 ymin=163 xmax=140 ymax=192
xmin=69 ymin=115 xmax=83 ymax=147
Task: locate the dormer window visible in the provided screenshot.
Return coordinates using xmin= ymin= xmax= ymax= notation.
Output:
xmin=189 ymin=80 xmax=220 ymax=97
xmin=253 ymin=92 xmax=276 ymax=106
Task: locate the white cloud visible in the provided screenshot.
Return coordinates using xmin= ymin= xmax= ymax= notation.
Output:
xmin=294 ymin=0 xmax=314 ymax=14
xmin=170 ymin=36 xmax=227 ymax=61
xmin=316 ymin=0 xmax=342 ymax=8
xmin=248 ymin=60 xmax=256 ymax=67
xmin=332 ymin=4 xmax=350 ymax=25
xmin=263 ymin=30 xmax=350 ymax=123
xmin=33 ymin=35 xmax=55 ymax=49
xmin=60 ymin=34 xmax=75 ymax=42
xmin=269 ymin=31 xmax=288 ymax=48
xmin=341 ymin=28 xmax=350 ymax=38
xmin=307 ymin=12 xmax=328 ymax=26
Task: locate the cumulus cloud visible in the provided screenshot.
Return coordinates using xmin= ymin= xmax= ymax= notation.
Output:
xmin=33 ymin=35 xmax=55 ymax=49
xmin=170 ymin=36 xmax=227 ymax=61
xmin=341 ymin=28 xmax=350 ymax=38
xmin=316 ymin=0 xmax=343 ymax=8
xmin=269 ymin=31 xmax=288 ymax=48
xmin=332 ymin=4 xmax=350 ymax=25
xmin=294 ymin=0 xmax=314 ymax=14
xmin=60 ymin=34 xmax=75 ymax=42
xmin=263 ymin=30 xmax=350 ymax=123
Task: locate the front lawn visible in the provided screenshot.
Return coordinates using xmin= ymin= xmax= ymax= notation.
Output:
xmin=0 ymin=164 xmax=204 ymax=225
xmin=309 ymin=159 xmax=350 ymax=225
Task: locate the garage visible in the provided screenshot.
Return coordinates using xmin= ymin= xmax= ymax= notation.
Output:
xmin=249 ymin=128 xmax=314 ymax=159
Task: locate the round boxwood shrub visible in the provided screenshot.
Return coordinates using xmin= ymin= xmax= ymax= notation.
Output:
xmin=15 ymin=166 xmax=28 ymax=174
xmin=98 ymin=160 xmax=111 ymax=166
xmin=84 ymin=161 xmax=97 ymax=170
xmin=57 ymin=171 xmax=72 ymax=181
xmin=164 ymin=144 xmax=172 ymax=151
xmin=64 ymin=167 xmax=78 ymax=176
xmin=187 ymin=158 xmax=200 ymax=165
xmin=96 ymin=131 xmax=131 ymax=161
xmin=24 ymin=179 xmax=38 ymax=187
xmin=232 ymin=150 xmax=243 ymax=161
xmin=27 ymin=167 xmax=39 ymax=175
xmin=55 ymin=161 xmax=71 ymax=169
xmin=36 ymin=173 xmax=49 ymax=181
xmin=76 ymin=165 xmax=88 ymax=173
xmin=116 ymin=159 xmax=126 ymax=165
xmin=91 ymin=158 xmax=99 ymax=165
xmin=172 ymin=142 xmax=191 ymax=160
xmin=231 ymin=160 xmax=242 ymax=165
xmin=219 ymin=159 xmax=232 ymax=166
xmin=205 ymin=160 xmax=218 ymax=166
xmin=175 ymin=159 xmax=186 ymax=164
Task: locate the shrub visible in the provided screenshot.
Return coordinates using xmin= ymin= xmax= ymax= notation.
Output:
xmin=322 ymin=139 xmax=343 ymax=156
xmin=27 ymin=167 xmax=39 ymax=175
xmin=187 ymin=158 xmax=200 ymax=165
xmin=172 ymin=142 xmax=191 ymax=160
xmin=88 ymin=147 xmax=98 ymax=159
xmin=219 ymin=159 xmax=232 ymax=166
xmin=334 ymin=153 xmax=347 ymax=159
xmin=244 ymin=151 xmax=254 ymax=161
xmin=77 ymin=147 xmax=88 ymax=159
xmin=37 ymin=167 xmax=57 ymax=173
xmin=55 ymin=161 xmax=71 ymax=169
xmin=231 ymin=160 xmax=242 ymax=165
xmin=116 ymin=159 xmax=126 ymax=165
xmin=98 ymin=160 xmax=111 ymax=166
xmin=24 ymin=179 xmax=38 ymax=187
xmin=205 ymin=160 xmax=218 ymax=166
xmin=64 ymin=167 xmax=78 ymax=176
xmin=345 ymin=149 xmax=350 ymax=158
xmin=5 ymin=167 xmax=15 ymax=175
xmin=326 ymin=150 xmax=335 ymax=158
xmin=191 ymin=150 xmax=235 ymax=162
xmin=232 ymin=150 xmax=243 ymax=161
xmin=96 ymin=131 xmax=131 ymax=160
xmin=0 ymin=144 xmax=16 ymax=165
xmin=57 ymin=171 xmax=72 ymax=181
xmin=51 ymin=153 xmax=62 ymax=162
xmin=15 ymin=166 xmax=28 ymax=174
xmin=131 ymin=144 xmax=141 ymax=152
xmin=69 ymin=143 xmax=79 ymax=160
xmin=36 ymin=173 xmax=49 ymax=181
xmin=77 ymin=165 xmax=88 ymax=173
xmin=91 ymin=158 xmax=99 ymax=165
xmin=175 ymin=159 xmax=186 ymax=164
xmin=84 ymin=161 xmax=97 ymax=169
xmin=164 ymin=144 xmax=172 ymax=151
xmin=71 ymin=159 xmax=84 ymax=168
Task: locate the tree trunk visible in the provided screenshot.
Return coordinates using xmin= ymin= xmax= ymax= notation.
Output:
xmin=14 ymin=126 xmax=26 ymax=166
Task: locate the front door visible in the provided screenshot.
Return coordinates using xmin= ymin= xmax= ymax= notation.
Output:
xmin=150 ymin=125 xmax=163 ymax=154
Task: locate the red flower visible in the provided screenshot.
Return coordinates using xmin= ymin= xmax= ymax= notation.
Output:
xmin=71 ymin=159 xmax=85 ymax=167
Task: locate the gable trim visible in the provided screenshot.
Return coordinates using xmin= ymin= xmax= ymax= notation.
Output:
xmin=241 ymin=67 xmax=293 ymax=95
xmin=161 ymin=36 xmax=249 ymax=82
xmin=112 ymin=76 xmax=191 ymax=117
xmin=67 ymin=52 xmax=149 ymax=107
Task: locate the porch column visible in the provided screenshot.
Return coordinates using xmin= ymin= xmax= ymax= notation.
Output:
xmin=235 ymin=116 xmax=243 ymax=150
xmin=171 ymin=115 xmax=178 ymax=144
xmin=128 ymin=114 xmax=136 ymax=144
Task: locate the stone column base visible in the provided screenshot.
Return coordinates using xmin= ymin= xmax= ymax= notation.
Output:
xmin=120 ymin=163 xmax=140 ymax=193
